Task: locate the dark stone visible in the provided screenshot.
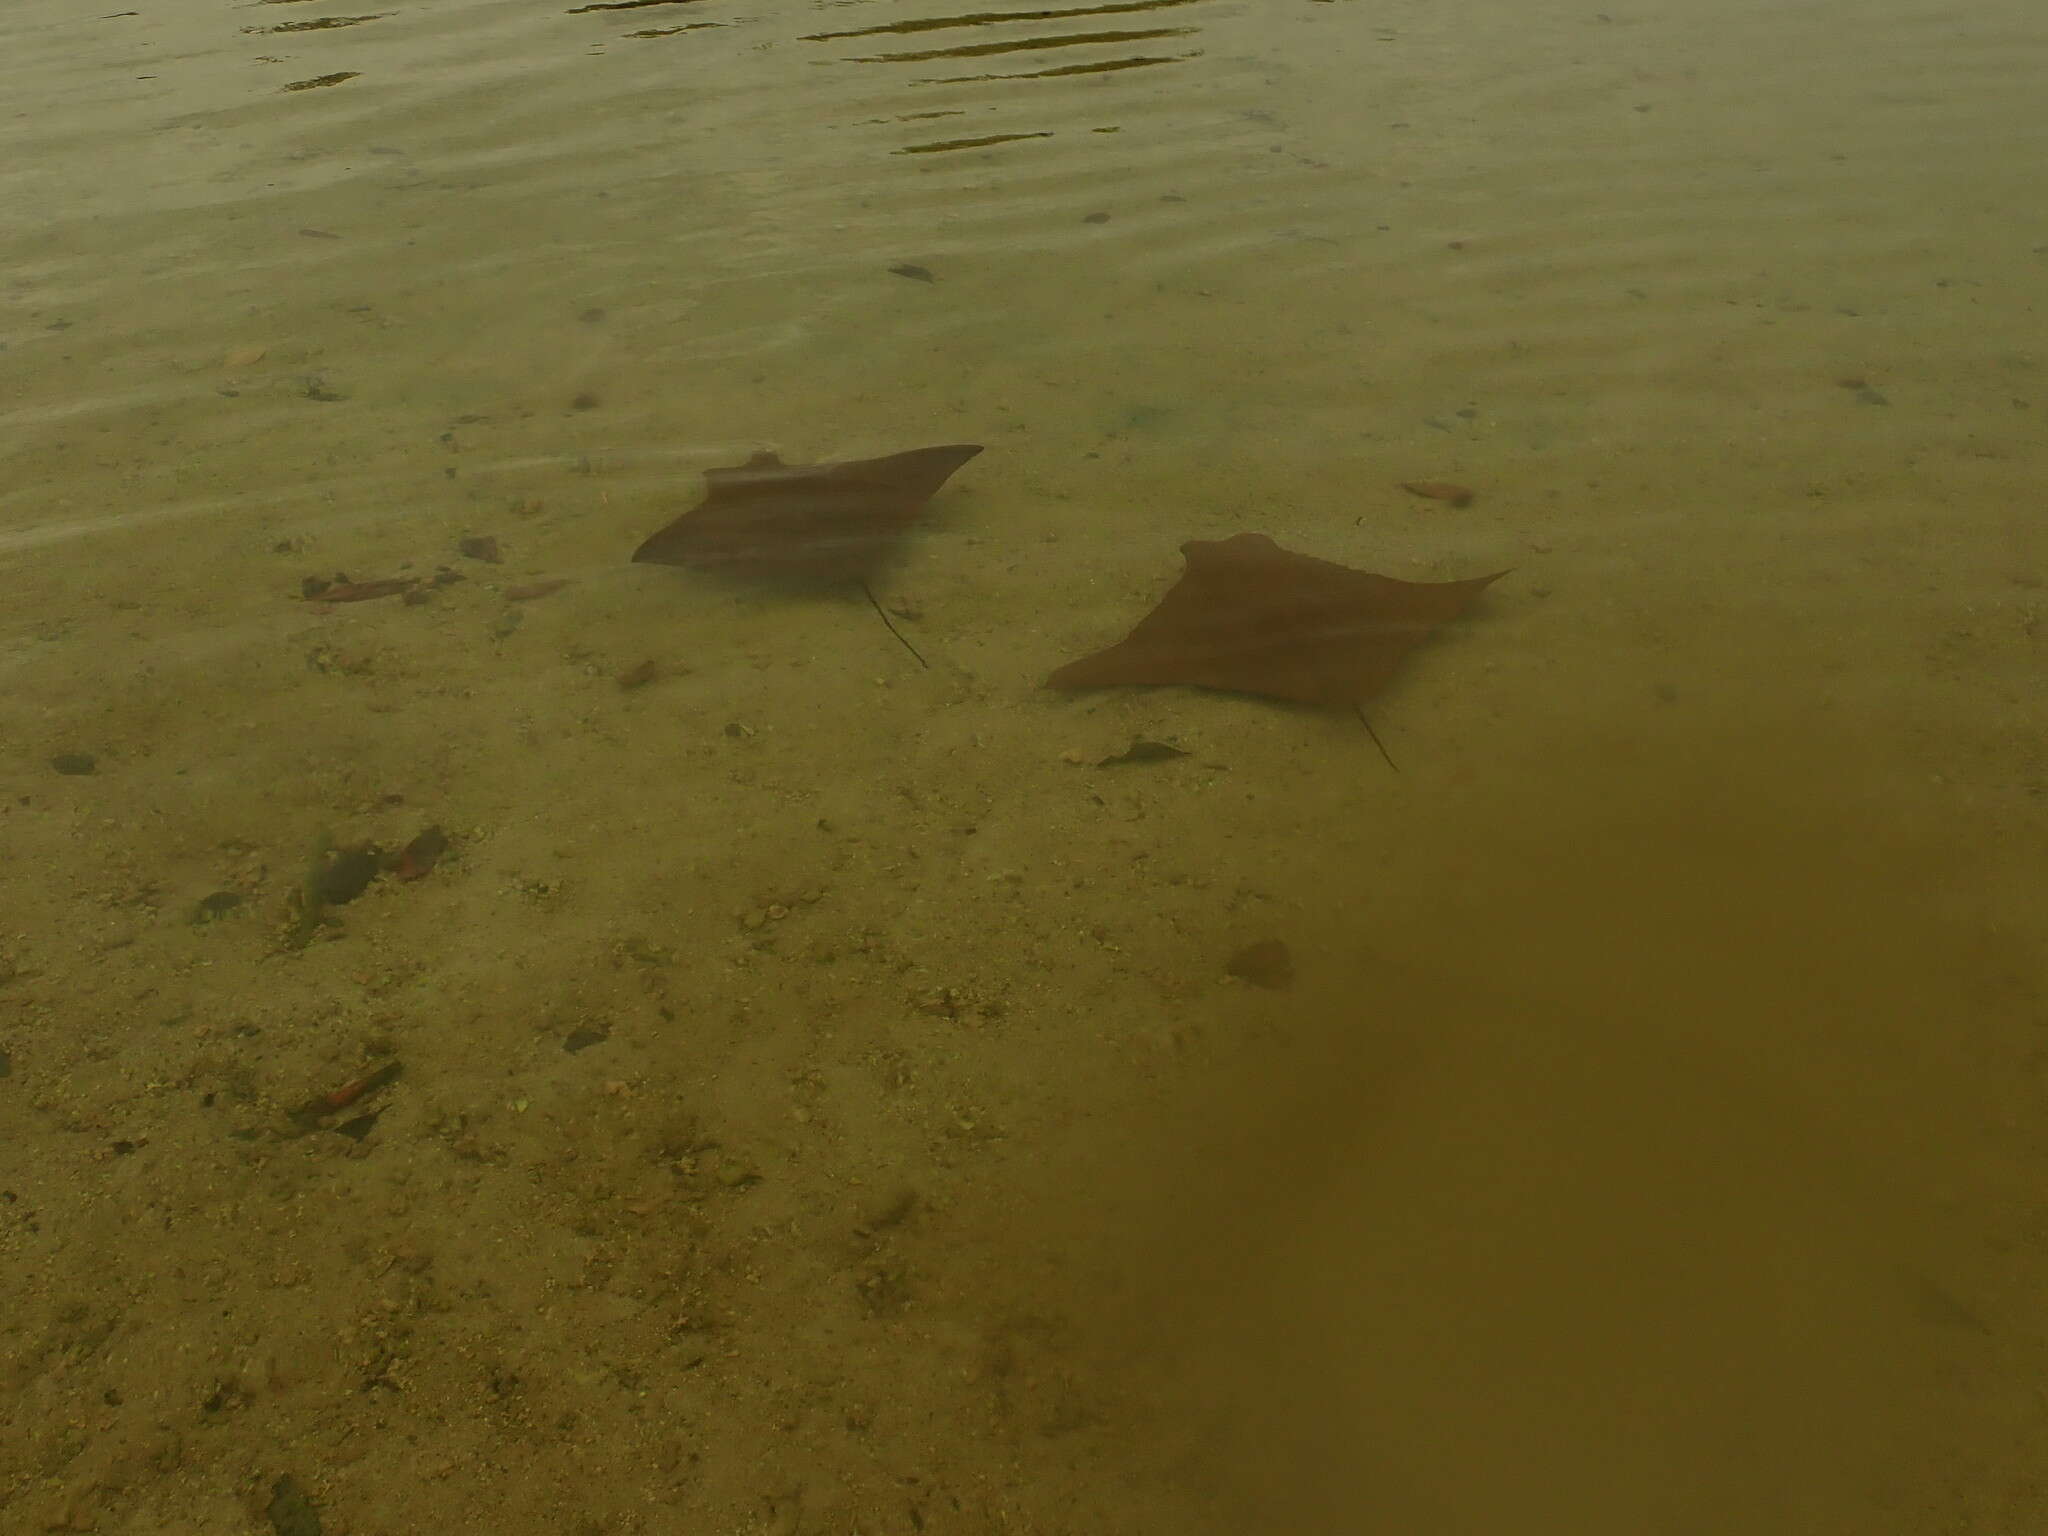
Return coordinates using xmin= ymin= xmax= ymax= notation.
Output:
xmin=192 ymin=891 xmax=245 ymax=924
xmin=1225 ymin=938 xmax=1295 ymax=991
xmin=313 ymin=846 xmax=381 ymax=905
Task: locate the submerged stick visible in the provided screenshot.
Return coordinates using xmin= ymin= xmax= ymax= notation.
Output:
xmin=860 ymin=580 xmax=928 ymax=669
xmin=1355 ymin=704 xmax=1399 ymax=773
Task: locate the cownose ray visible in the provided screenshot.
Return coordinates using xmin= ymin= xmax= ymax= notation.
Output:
xmin=632 ymin=444 xmax=983 ymax=664
xmin=1048 ymin=531 xmax=1507 ymax=765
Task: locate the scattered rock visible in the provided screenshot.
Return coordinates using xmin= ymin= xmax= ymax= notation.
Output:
xmin=389 ymin=826 xmax=447 ymax=882
xmin=739 ymin=902 xmax=792 ymax=931
xmin=311 ymin=844 xmax=381 ymax=905
xmin=298 ymin=575 xmax=414 ymax=603
xmin=49 ymin=752 xmax=97 ymax=776
xmin=620 ymin=936 xmax=674 ymax=965
xmin=713 ymin=1154 xmax=758 ymax=1189
xmin=854 ymin=1186 xmax=918 ymax=1235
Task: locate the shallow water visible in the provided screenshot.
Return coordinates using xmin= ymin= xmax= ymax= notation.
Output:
xmin=3 ymin=1 xmax=2044 ymax=1531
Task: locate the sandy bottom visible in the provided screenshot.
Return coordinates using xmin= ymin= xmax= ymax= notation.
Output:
xmin=3 ymin=608 xmax=2038 ymax=1533
xmin=4 ymin=1 xmax=2045 ymax=1529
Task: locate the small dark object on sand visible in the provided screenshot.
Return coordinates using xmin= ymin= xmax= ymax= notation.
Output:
xmin=1225 ymin=938 xmax=1294 ymax=990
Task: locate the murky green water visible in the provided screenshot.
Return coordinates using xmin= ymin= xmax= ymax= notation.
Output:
xmin=3 ymin=2 xmax=2043 ymax=1530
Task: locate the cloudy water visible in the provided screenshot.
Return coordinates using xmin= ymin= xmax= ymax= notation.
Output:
xmin=2 ymin=0 xmax=2043 ymax=1531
